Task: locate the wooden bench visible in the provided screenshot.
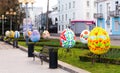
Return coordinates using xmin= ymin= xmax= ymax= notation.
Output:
xmin=33 ymin=46 xmax=49 ymax=65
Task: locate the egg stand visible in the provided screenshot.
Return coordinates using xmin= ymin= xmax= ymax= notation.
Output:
xmin=91 ymin=53 xmax=101 ymax=64
xmin=61 ymin=48 xmax=75 ymax=58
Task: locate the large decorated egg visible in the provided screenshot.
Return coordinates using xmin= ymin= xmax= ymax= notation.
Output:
xmin=23 ymin=31 xmax=32 ymax=39
xmin=14 ymin=31 xmax=20 ymax=39
xmin=88 ymin=27 xmax=110 ymax=55
xmin=60 ymin=29 xmax=76 ymax=48
xmin=5 ymin=31 xmax=10 ymax=37
xmin=80 ymin=30 xmax=90 ymax=43
xmin=30 ymin=30 xmax=40 ymax=42
xmin=42 ymin=30 xmax=50 ymax=39
xmin=28 ymin=31 xmax=32 ymax=37
xmin=9 ymin=30 xmax=14 ymax=38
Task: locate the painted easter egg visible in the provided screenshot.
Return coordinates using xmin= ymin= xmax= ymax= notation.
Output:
xmin=5 ymin=31 xmax=10 ymax=37
xmin=9 ymin=30 xmax=14 ymax=38
xmin=88 ymin=27 xmax=110 ymax=55
xmin=60 ymin=29 xmax=76 ymax=48
xmin=42 ymin=30 xmax=50 ymax=39
xmin=23 ymin=31 xmax=32 ymax=39
xmin=80 ymin=30 xmax=90 ymax=44
xmin=30 ymin=30 xmax=40 ymax=42
xmin=28 ymin=31 xmax=32 ymax=37
xmin=14 ymin=31 xmax=20 ymax=39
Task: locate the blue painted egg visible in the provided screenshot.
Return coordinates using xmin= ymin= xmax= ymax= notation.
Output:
xmin=30 ymin=30 xmax=40 ymax=42
xmin=14 ymin=31 xmax=20 ymax=39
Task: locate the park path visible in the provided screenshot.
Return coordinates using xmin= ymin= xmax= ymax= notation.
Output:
xmin=0 ymin=41 xmax=90 ymax=73
xmin=0 ymin=41 xmax=70 ymax=73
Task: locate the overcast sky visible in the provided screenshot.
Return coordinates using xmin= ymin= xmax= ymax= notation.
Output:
xmin=34 ymin=0 xmax=57 ymax=12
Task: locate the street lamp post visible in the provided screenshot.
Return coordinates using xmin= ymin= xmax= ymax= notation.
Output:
xmin=2 ymin=15 xmax=6 ymax=36
xmin=18 ymin=0 xmax=35 ymax=44
xmin=18 ymin=0 xmax=35 ymax=31
xmin=0 ymin=15 xmax=7 ymax=41
xmin=46 ymin=0 xmax=49 ymax=30
xmin=6 ymin=9 xmax=16 ymax=30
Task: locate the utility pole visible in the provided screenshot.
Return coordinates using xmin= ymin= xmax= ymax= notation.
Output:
xmin=46 ymin=0 xmax=49 ymax=30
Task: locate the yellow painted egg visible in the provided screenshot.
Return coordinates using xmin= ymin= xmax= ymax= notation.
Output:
xmin=88 ymin=27 xmax=110 ymax=55
xmin=9 ymin=30 xmax=14 ymax=38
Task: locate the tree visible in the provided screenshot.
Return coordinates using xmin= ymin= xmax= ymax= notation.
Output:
xmin=0 ymin=0 xmax=25 ymax=31
xmin=0 ymin=0 xmax=19 ymax=15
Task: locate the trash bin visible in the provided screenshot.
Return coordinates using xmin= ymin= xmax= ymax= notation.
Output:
xmin=49 ymin=47 xmax=58 ymax=69
xmin=28 ymin=43 xmax=34 ymax=57
xmin=13 ymin=40 xmax=18 ymax=48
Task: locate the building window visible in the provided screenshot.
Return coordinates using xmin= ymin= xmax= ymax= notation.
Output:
xmin=59 ymin=25 xmax=61 ymax=31
xmin=115 ymin=1 xmax=119 ymax=10
xmin=106 ymin=3 xmax=110 ymax=16
xmin=73 ymin=12 xmax=75 ymax=20
xmin=59 ymin=16 xmax=60 ymax=21
xmin=62 ymin=25 xmax=64 ymax=30
xmin=100 ymin=4 xmax=102 ymax=13
xmin=65 ymin=4 xmax=67 ymax=10
xmin=69 ymin=2 xmax=71 ymax=9
xmin=58 ymin=5 xmax=60 ymax=12
xmin=62 ymin=15 xmax=64 ymax=21
xmin=73 ymin=1 xmax=75 ymax=8
xmin=59 ymin=5 xmax=61 ymax=12
xmin=114 ymin=21 xmax=119 ymax=31
xmin=58 ymin=1 xmax=60 ymax=12
xmin=69 ymin=19 xmax=71 ymax=24
xmin=87 ymin=1 xmax=89 ymax=7
xmin=65 ymin=14 xmax=67 ymax=21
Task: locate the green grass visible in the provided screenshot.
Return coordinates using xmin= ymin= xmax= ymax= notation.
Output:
xmin=18 ymin=41 xmax=120 ymax=73
xmin=58 ymin=48 xmax=120 ymax=73
xmin=18 ymin=41 xmax=42 ymax=52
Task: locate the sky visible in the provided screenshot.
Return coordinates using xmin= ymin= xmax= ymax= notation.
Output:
xmin=33 ymin=0 xmax=57 ymax=12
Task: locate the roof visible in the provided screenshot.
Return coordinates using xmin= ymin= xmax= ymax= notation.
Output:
xmin=71 ymin=20 xmax=95 ymax=25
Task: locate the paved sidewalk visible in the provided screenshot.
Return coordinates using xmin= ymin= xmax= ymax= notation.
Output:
xmin=0 ymin=41 xmax=90 ymax=73
xmin=0 ymin=42 xmax=69 ymax=73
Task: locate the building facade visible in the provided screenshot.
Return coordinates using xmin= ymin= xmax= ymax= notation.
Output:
xmin=28 ymin=7 xmax=43 ymax=30
xmin=58 ymin=0 xmax=96 ymax=33
xmin=48 ymin=5 xmax=58 ymax=33
xmin=94 ymin=0 xmax=120 ymax=35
